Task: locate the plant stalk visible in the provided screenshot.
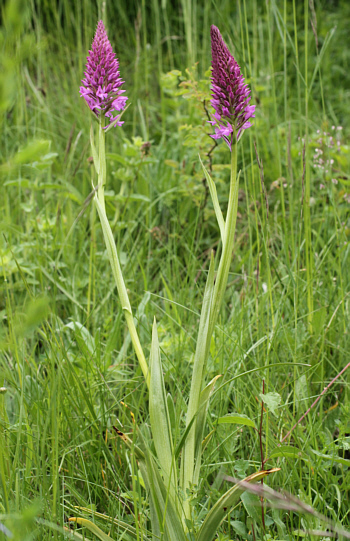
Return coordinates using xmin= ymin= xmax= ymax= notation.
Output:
xmin=93 ymin=119 xmax=150 ymax=387
xmin=182 ymin=133 xmax=238 ymax=523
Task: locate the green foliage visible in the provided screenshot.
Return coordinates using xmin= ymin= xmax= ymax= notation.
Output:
xmin=1 ymin=0 xmax=350 ymax=539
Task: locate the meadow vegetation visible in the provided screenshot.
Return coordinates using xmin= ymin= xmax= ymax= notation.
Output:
xmin=0 ymin=0 xmax=350 ymax=539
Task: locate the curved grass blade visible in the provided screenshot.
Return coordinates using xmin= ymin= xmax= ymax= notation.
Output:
xmin=196 ymin=469 xmax=280 ymax=541
xmin=69 ymin=518 xmax=117 ymax=541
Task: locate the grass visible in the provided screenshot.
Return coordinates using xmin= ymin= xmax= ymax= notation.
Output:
xmin=1 ymin=0 xmax=350 ymax=539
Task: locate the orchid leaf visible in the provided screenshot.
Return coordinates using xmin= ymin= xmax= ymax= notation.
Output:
xmin=182 ymin=251 xmax=215 ymax=509
xmin=149 ymin=318 xmax=177 ymax=495
xmin=138 ymin=433 xmax=187 ymax=541
xmin=193 ymin=375 xmax=221 ymax=485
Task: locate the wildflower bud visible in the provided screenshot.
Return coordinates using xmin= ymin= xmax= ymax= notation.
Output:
xmin=80 ymin=21 xmax=128 ymax=128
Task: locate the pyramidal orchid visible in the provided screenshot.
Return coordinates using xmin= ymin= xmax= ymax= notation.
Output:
xmin=79 ymin=21 xmax=149 ymax=387
xmin=183 ymin=26 xmax=256 ymax=523
xmin=80 ymin=20 xmax=128 ymax=129
xmin=209 ymin=25 xmax=255 ymax=148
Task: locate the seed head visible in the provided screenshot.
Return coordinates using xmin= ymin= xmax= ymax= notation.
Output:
xmin=80 ymin=21 xmax=128 ymax=128
xmin=209 ymin=25 xmax=255 ymax=147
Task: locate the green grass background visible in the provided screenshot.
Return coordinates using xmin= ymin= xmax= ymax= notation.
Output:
xmin=0 ymin=0 xmax=350 ymax=538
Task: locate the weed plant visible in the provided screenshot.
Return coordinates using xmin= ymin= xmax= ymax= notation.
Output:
xmin=0 ymin=0 xmax=350 ymax=539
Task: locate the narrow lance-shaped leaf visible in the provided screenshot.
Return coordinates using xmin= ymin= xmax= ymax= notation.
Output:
xmin=199 ymin=155 xmax=225 ymax=242
xmin=149 ymin=318 xmax=177 ymax=499
xmin=182 ymin=251 xmax=215 ymax=517
xmin=138 ymin=432 xmax=187 ymax=541
xmin=193 ymin=375 xmax=221 ymax=486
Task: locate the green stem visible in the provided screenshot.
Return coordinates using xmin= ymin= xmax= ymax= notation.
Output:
xmin=182 ymin=133 xmax=239 ymax=523
xmin=92 ymin=120 xmax=150 ymax=387
xmin=209 ymin=134 xmax=238 ymax=339
xmin=97 ymin=117 xmax=106 ymax=212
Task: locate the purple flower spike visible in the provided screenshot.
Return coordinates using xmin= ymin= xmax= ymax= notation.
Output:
xmin=210 ymin=25 xmax=255 ymax=148
xmin=80 ymin=20 xmax=128 ymax=128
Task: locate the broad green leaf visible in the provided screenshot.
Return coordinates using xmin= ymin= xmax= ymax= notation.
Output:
xmin=69 ymin=518 xmax=116 ymax=541
xmin=268 ymin=445 xmax=308 ymax=461
xmin=199 ymin=155 xmax=225 ymax=242
xmin=218 ymin=413 xmax=256 ymax=428
xmin=149 ymin=319 xmax=177 ymax=495
xmin=259 ymin=392 xmax=281 ymax=416
xmin=196 ymin=469 xmax=279 ymax=541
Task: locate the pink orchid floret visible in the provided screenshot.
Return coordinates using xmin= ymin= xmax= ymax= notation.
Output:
xmin=80 ymin=20 xmax=128 ymax=129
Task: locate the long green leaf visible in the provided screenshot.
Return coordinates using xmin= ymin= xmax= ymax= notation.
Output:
xmin=199 ymin=155 xmax=225 ymax=242
xmin=138 ymin=455 xmax=163 ymax=541
xmin=138 ymin=434 xmax=187 ymax=541
xmin=193 ymin=375 xmax=221 ymax=485
xmin=196 ymin=469 xmax=279 ymax=541
xmin=182 ymin=252 xmax=215 ymax=516
xmin=149 ymin=318 xmax=177 ymax=496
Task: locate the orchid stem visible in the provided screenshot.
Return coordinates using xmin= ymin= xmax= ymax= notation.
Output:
xmin=92 ymin=119 xmax=150 ymax=388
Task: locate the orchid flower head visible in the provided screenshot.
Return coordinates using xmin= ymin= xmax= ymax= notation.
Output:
xmin=210 ymin=25 xmax=255 ymax=148
xmin=80 ymin=20 xmax=128 ymax=129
